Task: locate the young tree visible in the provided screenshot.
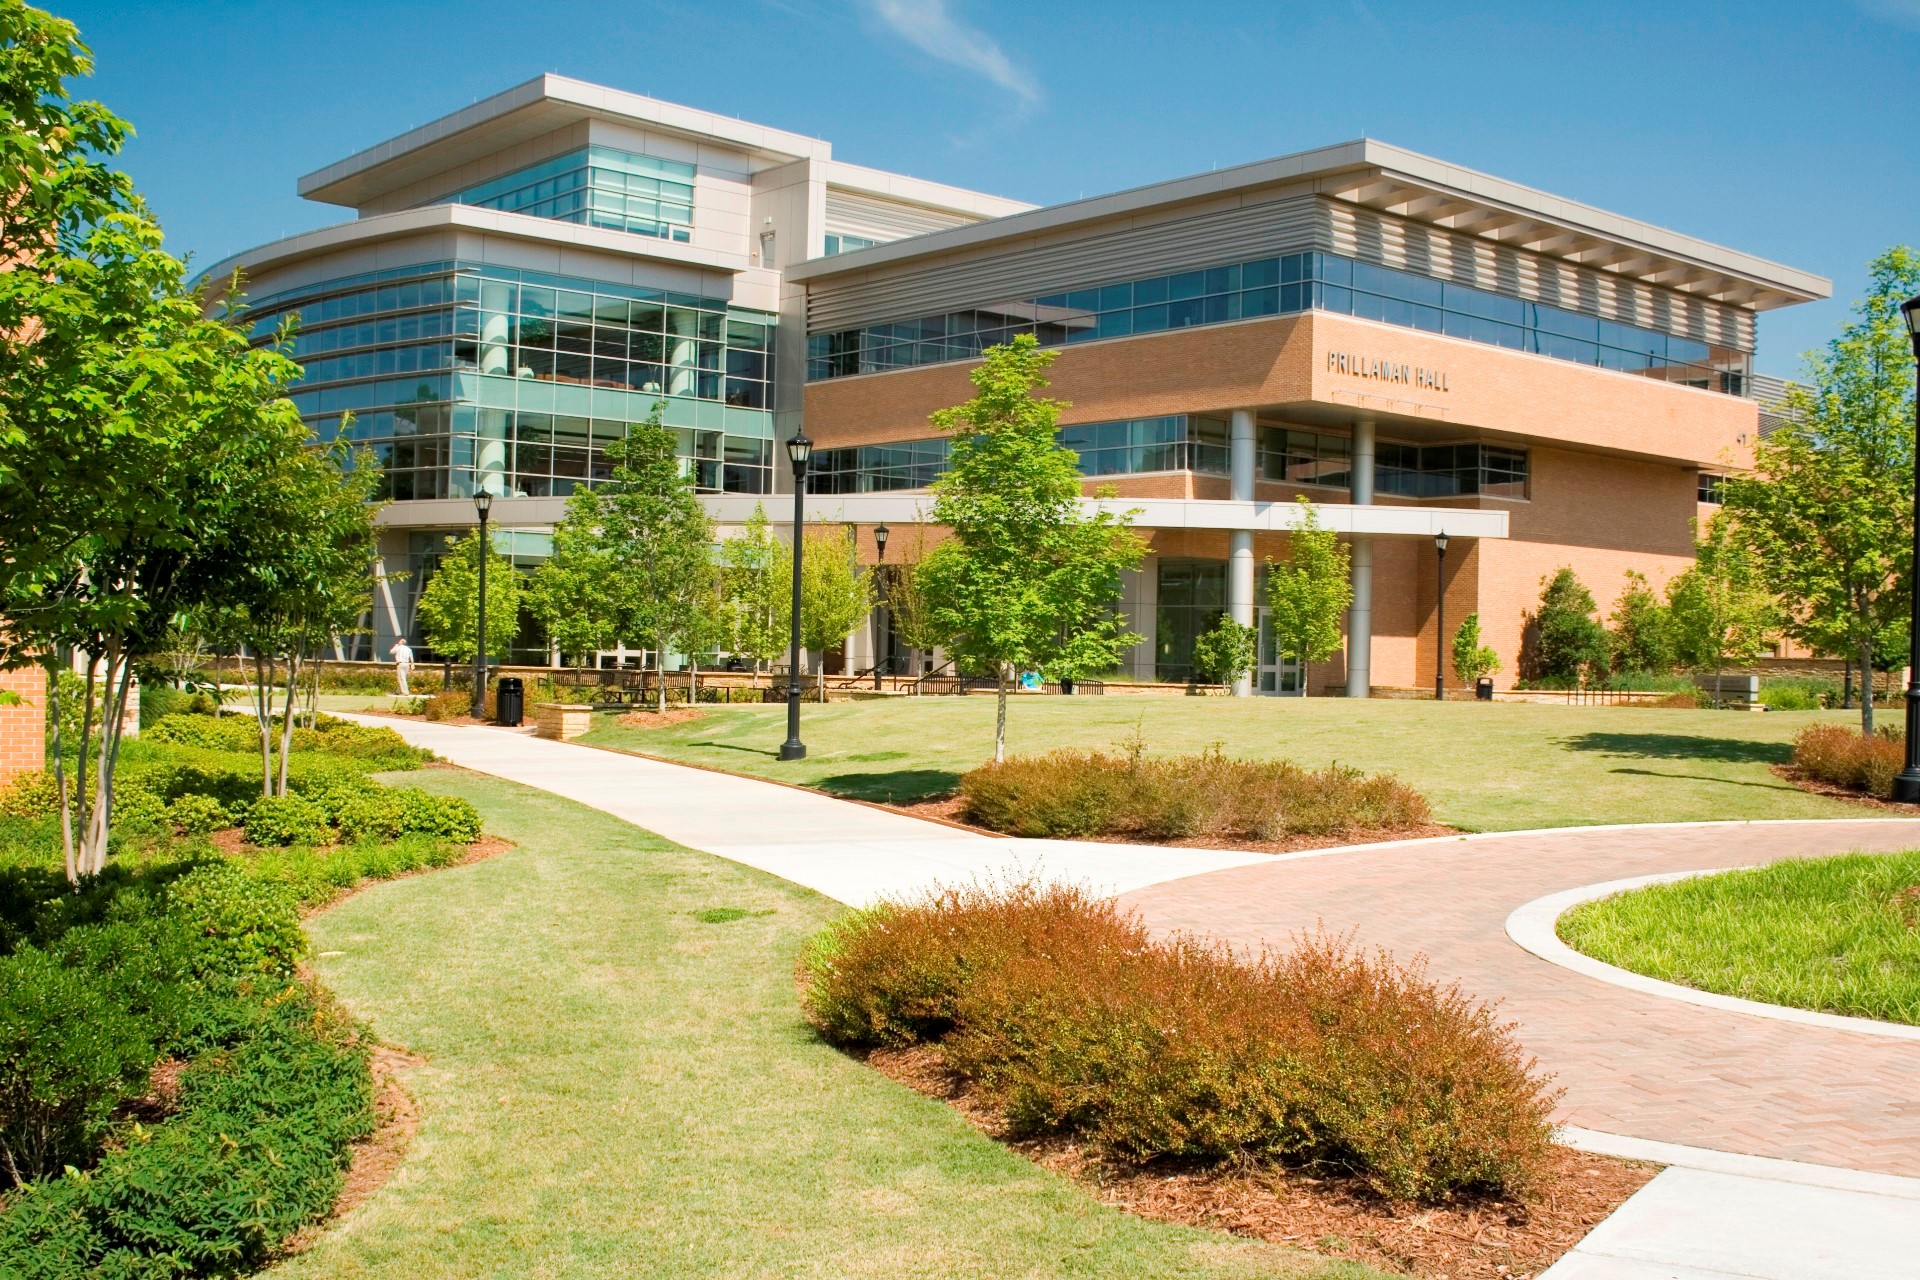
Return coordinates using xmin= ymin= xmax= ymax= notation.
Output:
xmin=1667 ymin=520 xmax=1778 ymax=703
xmin=1193 ymin=616 xmax=1258 ymax=691
xmin=1451 ymin=612 xmax=1501 ymax=686
xmin=798 ymin=526 xmax=873 ymax=700
xmin=1721 ymin=246 xmax=1920 ymax=734
xmin=918 ymin=336 xmax=1145 ymax=761
xmin=416 ymin=531 xmax=523 ymax=667
xmin=1608 ymin=569 xmax=1676 ymax=675
xmin=1264 ymin=499 xmax=1352 ymax=696
xmin=526 ymin=485 xmax=619 ymax=670
xmin=591 ymin=413 xmax=715 ymax=712
xmin=717 ymin=502 xmax=790 ymax=684
xmin=1527 ymin=568 xmax=1611 ymax=685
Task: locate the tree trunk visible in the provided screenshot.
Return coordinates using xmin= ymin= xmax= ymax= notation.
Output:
xmin=994 ymin=665 xmax=1009 ymax=763
xmin=276 ymin=653 xmax=301 ymax=797
xmin=47 ymin=659 xmax=76 ymax=884
xmin=252 ymin=654 xmax=275 ymax=798
xmin=86 ymin=650 xmax=135 ymax=878
xmin=1860 ymin=638 xmax=1876 ymax=736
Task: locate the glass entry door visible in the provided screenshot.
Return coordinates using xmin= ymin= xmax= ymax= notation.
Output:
xmin=1255 ymin=608 xmax=1303 ymax=695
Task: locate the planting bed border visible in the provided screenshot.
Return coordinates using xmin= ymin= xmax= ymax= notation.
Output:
xmin=1506 ymin=870 xmax=1920 ymax=1042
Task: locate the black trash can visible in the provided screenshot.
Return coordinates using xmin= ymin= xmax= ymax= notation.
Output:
xmin=495 ymin=676 xmax=524 ymax=727
xmin=1060 ymin=676 xmax=1075 ymax=696
xmin=1475 ymin=677 xmax=1495 ymax=702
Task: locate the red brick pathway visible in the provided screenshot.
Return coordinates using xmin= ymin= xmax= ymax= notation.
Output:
xmin=1121 ymin=821 xmax=1920 ymax=1176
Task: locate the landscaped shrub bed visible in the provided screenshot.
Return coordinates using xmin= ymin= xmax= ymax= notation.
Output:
xmin=0 ymin=853 xmax=374 ymax=1275
xmin=1792 ymin=723 xmax=1905 ymax=798
xmin=800 ymin=882 xmax=1557 ymax=1201
xmin=957 ymin=746 xmax=1430 ymax=841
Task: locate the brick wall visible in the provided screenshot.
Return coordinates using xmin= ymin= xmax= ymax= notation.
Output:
xmin=0 ymin=667 xmax=44 ymax=785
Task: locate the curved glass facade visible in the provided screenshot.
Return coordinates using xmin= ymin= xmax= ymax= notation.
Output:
xmin=444 ymin=146 xmax=695 ymax=243
xmin=807 ymin=251 xmax=1750 ymax=394
xmin=243 ymin=261 xmax=775 ymax=499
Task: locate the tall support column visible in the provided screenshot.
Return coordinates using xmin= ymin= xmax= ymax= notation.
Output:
xmin=1228 ymin=409 xmax=1257 ymax=696
xmin=1346 ymin=418 xmax=1376 ymax=698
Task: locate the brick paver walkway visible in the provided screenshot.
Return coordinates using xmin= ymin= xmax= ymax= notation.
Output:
xmin=1122 ymin=821 xmax=1920 ymax=1177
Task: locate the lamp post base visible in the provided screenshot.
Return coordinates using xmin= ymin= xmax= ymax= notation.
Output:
xmin=1893 ymin=771 xmax=1920 ymax=805
xmin=778 ymin=741 xmax=807 ymax=761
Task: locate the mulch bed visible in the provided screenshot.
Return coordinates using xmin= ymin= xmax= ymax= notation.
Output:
xmin=886 ymin=795 xmax=1459 ymax=854
xmin=1770 ymin=764 xmax=1920 ymax=813
xmin=868 ymin=1044 xmax=1656 ymax=1280
xmin=615 ymin=707 xmax=704 ymax=730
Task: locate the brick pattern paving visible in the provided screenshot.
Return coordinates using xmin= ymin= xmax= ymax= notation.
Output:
xmin=1121 ymin=821 xmax=1920 ymax=1177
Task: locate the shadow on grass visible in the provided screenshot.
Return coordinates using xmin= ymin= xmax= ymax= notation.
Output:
xmin=814 ymin=769 xmax=961 ymax=804
xmin=1556 ymin=732 xmax=1790 ymax=764
xmin=1609 ymin=766 xmax=1799 ymax=790
xmin=697 ymin=741 xmax=781 ymax=759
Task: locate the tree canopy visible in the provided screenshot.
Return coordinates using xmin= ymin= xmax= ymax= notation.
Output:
xmin=1264 ymin=499 xmax=1352 ymax=695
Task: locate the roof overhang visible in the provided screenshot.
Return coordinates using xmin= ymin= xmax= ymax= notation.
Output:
xmin=299 ymin=73 xmax=832 ymax=210
xmin=787 ymin=139 xmax=1828 ymax=312
xmin=197 ymin=203 xmax=749 ymax=304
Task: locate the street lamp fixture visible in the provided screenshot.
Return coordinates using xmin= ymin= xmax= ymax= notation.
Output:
xmin=1433 ymin=530 xmax=1450 ymax=702
xmin=1891 ymin=297 xmax=1920 ymax=802
xmin=472 ymin=485 xmax=494 ymax=719
xmin=780 ymin=433 xmax=812 ymax=761
xmin=874 ymin=523 xmax=889 ymax=562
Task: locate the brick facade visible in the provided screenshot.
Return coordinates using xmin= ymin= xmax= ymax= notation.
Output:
xmin=0 ymin=668 xmax=44 ymax=785
xmin=801 ymin=308 xmax=1761 ymax=689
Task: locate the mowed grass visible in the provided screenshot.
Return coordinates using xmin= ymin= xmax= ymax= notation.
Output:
xmin=1557 ymin=850 xmax=1920 ymax=1024
xmin=279 ymin=769 xmax=1385 ymax=1280
xmin=581 ymin=697 xmax=1867 ymax=832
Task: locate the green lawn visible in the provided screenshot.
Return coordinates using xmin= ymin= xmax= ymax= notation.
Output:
xmin=581 ymin=697 xmax=1867 ymax=832
xmin=1557 ymin=850 xmax=1920 ymax=1024
xmin=280 ymin=769 xmax=1384 ymax=1280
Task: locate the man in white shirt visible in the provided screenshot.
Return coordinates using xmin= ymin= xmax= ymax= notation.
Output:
xmin=390 ymin=638 xmax=415 ymax=696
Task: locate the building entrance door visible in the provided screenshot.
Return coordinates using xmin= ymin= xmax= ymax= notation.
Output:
xmin=1255 ymin=608 xmax=1303 ymax=695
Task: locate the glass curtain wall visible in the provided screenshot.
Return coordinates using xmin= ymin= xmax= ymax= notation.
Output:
xmin=444 ymin=146 xmax=695 ymax=244
xmin=808 ymin=250 xmax=1750 ymax=394
xmin=243 ymin=260 xmax=775 ymax=500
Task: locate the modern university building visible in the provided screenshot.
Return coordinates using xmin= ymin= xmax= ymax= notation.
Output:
xmin=202 ymin=75 xmax=1829 ymax=695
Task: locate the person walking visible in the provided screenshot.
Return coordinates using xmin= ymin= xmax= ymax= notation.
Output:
xmin=389 ymin=637 xmax=415 ymax=696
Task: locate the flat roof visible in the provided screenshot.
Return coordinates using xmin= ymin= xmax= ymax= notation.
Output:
xmin=299 ymin=74 xmax=833 ymax=209
xmin=787 ymin=139 xmax=1829 ymax=311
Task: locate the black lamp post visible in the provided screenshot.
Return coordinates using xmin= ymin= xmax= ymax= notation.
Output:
xmin=472 ymin=487 xmax=493 ymax=719
xmin=871 ymin=524 xmax=890 ymax=689
xmin=1434 ymin=530 xmax=1450 ymax=701
xmin=874 ymin=523 xmax=889 ymax=562
xmin=779 ymin=433 xmax=812 ymax=761
xmin=1892 ymin=297 xmax=1920 ymax=802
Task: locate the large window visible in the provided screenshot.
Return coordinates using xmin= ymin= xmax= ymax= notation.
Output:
xmin=240 ymin=261 xmax=774 ymax=500
xmin=443 ymin=146 xmax=694 ymax=244
xmin=807 ymin=250 xmax=1751 ymax=394
xmin=823 ymin=232 xmax=879 ymax=256
xmin=1156 ymin=560 xmax=1226 ymax=682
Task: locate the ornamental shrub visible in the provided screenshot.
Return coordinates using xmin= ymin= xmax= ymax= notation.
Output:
xmin=799 ymin=882 xmax=1555 ymax=1201
xmin=241 ymin=793 xmax=332 ymax=848
xmin=0 ymin=773 xmax=58 ymax=820
xmin=388 ymin=789 xmax=482 ymax=843
xmin=1527 ymin=567 xmax=1611 ymax=683
xmin=165 ymin=862 xmax=305 ymax=980
xmin=165 ymin=793 xmax=229 ymax=836
xmin=1794 ymin=724 xmax=1905 ymax=798
xmin=959 ymin=747 xmax=1428 ymax=841
xmin=109 ymin=784 xmax=168 ymax=835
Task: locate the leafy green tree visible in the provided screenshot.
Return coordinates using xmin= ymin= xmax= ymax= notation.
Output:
xmin=592 ymin=412 xmax=715 ymax=712
xmin=1608 ymin=570 xmax=1677 ymax=675
xmin=526 ymin=485 xmax=619 ymax=669
xmin=1667 ymin=520 xmax=1778 ymax=701
xmin=0 ymin=5 xmax=326 ymax=877
xmin=1264 ymin=499 xmax=1352 ymax=696
xmin=918 ymin=336 xmax=1145 ymax=761
xmin=1451 ymin=612 xmax=1501 ymax=686
xmin=416 ymin=532 xmax=523 ymax=667
xmin=1192 ymin=617 xmax=1257 ymax=691
xmin=717 ymin=503 xmax=790 ymax=683
xmin=798 ymin=526 xmax=873 ymax=700
xmin=1527 ymin=568 xmax=1611 ymax=685
xmin=1722 ymin=246 xmax=1920 ymax=733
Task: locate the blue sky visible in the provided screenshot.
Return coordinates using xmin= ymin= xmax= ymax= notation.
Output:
xmin=58 ymin=0 xmax=1920 ymax=376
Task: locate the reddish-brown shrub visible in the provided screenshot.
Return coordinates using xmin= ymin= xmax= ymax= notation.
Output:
xmin=799 ymin=883 xmax=1556 ymax=1201
xmin=1794 ymin=724 xmax=1905 ymax=798
xmin=958 ymin=747 xmax=1430 ymax=841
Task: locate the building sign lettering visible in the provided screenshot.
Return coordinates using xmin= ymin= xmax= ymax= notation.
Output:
xmin=1327 ymin=351 xmax=1450 ymax=392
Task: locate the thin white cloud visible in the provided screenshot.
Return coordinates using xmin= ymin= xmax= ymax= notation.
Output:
xmin=866 ymin=0 xmax=1042 ymax=107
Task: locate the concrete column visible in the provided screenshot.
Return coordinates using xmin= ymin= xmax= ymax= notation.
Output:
xmin=1228 ymin=409 xmax=1257 ymax=696
xmin=1346 ymin=418 xmax=1376 ymax=699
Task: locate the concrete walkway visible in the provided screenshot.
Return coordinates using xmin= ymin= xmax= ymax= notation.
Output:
xmin=352 ymin=716 xmax=1920 ymax=1279
xmin=349 ymin=716 xmax=1272 ymax=904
